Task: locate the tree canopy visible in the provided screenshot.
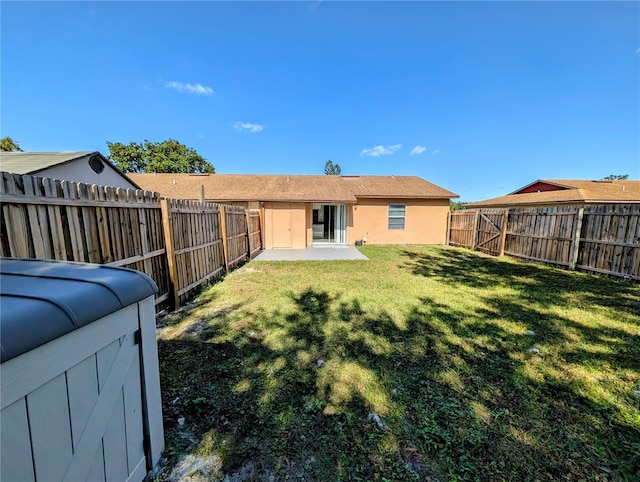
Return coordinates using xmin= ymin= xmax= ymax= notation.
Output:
xmin=1 ymin=136 xmax=23 ymax=152
xmin=324 ymin=160 xmax=342 ymax=175
xmin=106 ymin=139 xmax=215 ymax=174
xmin=603 ymin=174 xmax=629 ymax=180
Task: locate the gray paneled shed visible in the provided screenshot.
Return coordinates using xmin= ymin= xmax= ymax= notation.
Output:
xmin=0 ymin=259 xmax=164 ymax=482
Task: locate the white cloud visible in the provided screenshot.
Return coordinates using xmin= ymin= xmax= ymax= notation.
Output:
xmin=165 ymin=81 xmax=214 ymax=95
xmin=234 ymin=121 xmax=265 ymax=133
xmin=410 ymin=146 xmax=427 ymax=156
xmin=360 ymin=144 xmax=403 ymax=157
xmin=432 ymin=149 xmax=440 ymax=155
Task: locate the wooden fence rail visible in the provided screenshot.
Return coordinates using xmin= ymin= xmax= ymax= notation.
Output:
xmin=448 ymin=204 xmax=640 ymax=280
xmin=0 ymin=171 xmax=263 ymax=310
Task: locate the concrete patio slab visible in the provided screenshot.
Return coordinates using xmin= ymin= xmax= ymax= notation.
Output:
xmin=254 ymin=245 xmax=368 ymax=261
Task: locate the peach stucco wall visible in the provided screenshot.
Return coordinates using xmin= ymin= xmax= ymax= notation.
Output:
xmin=263 ymin=199 xmax=450 ymax=248
xmin=349 ymin=198 xmax=450 ymax=245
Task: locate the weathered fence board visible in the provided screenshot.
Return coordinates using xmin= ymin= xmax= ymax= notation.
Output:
xmin=448 ymin=210 xmax=477 ymax=248
xmin=449 ymin=204 xmax=640 ymax=280
xmin=225 ymin=205 xmax=250 ymax=268
xmin=0 ymin=171 xmax=264 ymax=310
xmin=0 ymin=173 xmax=172 ymax=305
xmin=248 ymin=209 xmax=262 ymax=258
xmin=476 ymin=209 xmax=505 ymax=256
xmin=159 ymin=199 xmax=228 ymax=309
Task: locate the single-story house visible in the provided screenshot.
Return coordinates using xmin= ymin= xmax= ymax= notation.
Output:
xmin=0 ymin=151 xmax=140 ymax=189
xmin=129 ymin=173 xmax=459 ymax=248
xmin=467 ymin=179 xmax=640 ymax=209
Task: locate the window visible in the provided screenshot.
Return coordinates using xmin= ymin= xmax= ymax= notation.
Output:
xmin=388 ymin=203 xmax=405 ymax=230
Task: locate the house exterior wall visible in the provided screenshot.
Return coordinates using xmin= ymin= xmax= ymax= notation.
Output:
xmin=349 ymin=198 xmax=450 ymax=245
xmin=264 ymin=202 xmax=307 ymax=249
xmin=37 ymin=161 xmax=137 ymax=189
xmin=262 ymin=199 xmax=449 ymax=249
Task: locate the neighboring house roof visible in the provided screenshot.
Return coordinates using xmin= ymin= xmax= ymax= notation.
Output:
xmin=467 ymin=179 xmax=640 ymax=207
xmin=0 ymin=151 xmax=140 ymax=189
xmin=128 ymin=173 xmax=459 ymax=203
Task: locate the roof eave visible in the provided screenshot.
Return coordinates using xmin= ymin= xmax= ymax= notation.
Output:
xmin=206 ymin=198 xmax=358 ymax=204
xmin=355 ymin=194 xmax=459 ymax=199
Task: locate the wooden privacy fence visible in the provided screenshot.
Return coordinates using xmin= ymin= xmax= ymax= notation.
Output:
xmin=448 ymin=204 xmax=640 ymax=280
xmin=0 ymin=171 xmax=263 ymax=310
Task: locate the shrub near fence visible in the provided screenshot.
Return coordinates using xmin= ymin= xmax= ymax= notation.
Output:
xmin=448 ymin=204 xmax=640 ymax=280
xmin=0 ymin=171 xmax=263 ymax=310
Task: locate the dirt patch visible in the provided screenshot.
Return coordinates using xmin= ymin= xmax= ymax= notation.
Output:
xmin=239 ymin=266 xmax=261 ymax=275
xmin=168 ymin=454 xmax=222 ymax=482
xmin=183 ymin=319 xmax=210 ymax=337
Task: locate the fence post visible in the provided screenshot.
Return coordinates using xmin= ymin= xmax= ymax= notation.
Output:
xmin=199 ymin=185 xmax=205 ymax=203
xmin=499 ymin=208 xmax=509 ymax=256
xmin=259 ymin=205 xmax=265 ymax=250
xmin=245 ymin=208 xmax=252 ymax=259
xmin=445 ymin=211 xmax=452 ymax=246
xmin=568 ymin=207 xmax=584 ymax=270
xmin=471 ymin=210 xmax=480 ymax=250
xmin=160 ymin=199 xmax=180 ymax=311
xmin=219 ymin=205 xmax=229 ymax=273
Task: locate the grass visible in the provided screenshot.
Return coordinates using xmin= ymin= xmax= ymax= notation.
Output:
xmin=155 ymin=245 xmax=640 ymax=481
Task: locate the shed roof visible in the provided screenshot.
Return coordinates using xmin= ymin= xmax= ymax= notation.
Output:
xmin=0 ymin=151 xmax=140 ymax=188
xmin=0 ymin=151 xmax=96 ymax=174
xmin=0 ymin=259 xmax=158 ymax=363
xmin=128 ymin=173 xmax=458 ymax=203
xmin=467 ymin=179 xmax=640 ymax=207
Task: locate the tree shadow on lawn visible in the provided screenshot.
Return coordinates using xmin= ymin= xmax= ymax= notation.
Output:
xmin=401 ymin=247 xmax=640 ymax=476
xmin=157 ymin=286 xmax=639 ymax=480
xmin=401 ymin=247 xmax=639 ymax=314
xmin=401 ymin=247 xmax=640 ymax=373
xmin=408 ymin=296 xmax=639 ymax=478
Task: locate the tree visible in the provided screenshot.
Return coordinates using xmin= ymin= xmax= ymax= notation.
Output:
xmin=1 ymin=136 xmax=23 ymax=152
xmin=106 ymin=139 xmax=215 ymax=173
xmin=324 ymin=159 xmax=341 ymax=175
xmin=450 ymin=200 xmax=467 ymax=211
xmin=603 ymin=174 xmax=629 ymax=180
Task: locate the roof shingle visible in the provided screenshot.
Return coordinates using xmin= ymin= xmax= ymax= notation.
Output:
xmin=0 ymin=152 xmax=96 ymax=174
xmin=128 ymin=174 xmax=458 ymax=202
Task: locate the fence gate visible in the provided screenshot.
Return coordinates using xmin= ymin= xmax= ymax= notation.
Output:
xmin=475 ymin=210 xmax=506 ymax=256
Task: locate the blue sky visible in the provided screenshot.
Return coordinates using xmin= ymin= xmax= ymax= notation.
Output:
xmin=2 ymin=1 xmax=638 ymax=202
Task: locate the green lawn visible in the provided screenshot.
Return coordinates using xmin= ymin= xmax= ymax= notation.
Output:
xmin=155 ymin=245 xmax=640 ymax=481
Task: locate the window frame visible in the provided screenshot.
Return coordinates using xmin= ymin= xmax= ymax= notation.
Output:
xmin=388 ymin=203 xmax=406 ymax=230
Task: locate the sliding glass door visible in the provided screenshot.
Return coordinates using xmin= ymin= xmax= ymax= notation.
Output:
xmin=312 ymin=204 xmax=347 ymax=244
